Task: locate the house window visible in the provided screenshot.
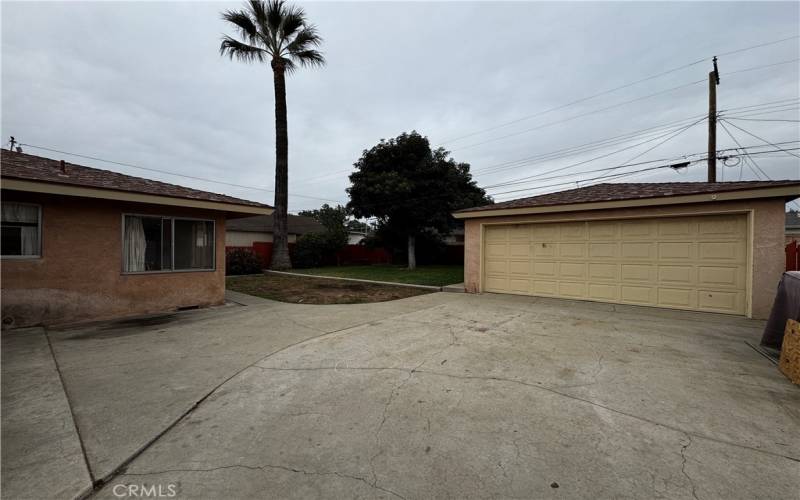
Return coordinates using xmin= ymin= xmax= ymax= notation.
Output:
xmin=123 ymin=215 xmax=214 ymax=273
xmin=1 ymin=202 xmax=41 ymax=258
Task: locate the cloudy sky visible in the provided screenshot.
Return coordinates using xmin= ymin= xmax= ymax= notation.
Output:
xmin=2 ymin=1 xmax=799 ymax=213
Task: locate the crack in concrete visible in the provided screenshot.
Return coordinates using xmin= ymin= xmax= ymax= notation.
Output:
xmin=120 ymin=463 xmax=406 ymax=499
xmin=680 ymin=435 xmax=699 ymax=500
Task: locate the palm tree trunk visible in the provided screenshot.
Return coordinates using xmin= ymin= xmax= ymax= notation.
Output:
xmin=270 ymin=63 xmax=291 ymax=270
xmin=407 ymin=234 xmax=416 ymax=270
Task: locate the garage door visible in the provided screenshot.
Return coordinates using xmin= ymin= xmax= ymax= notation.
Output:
xmin=483 ymin=214 xmax=748 ymax=315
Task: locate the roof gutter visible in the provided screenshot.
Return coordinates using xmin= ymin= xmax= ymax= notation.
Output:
xmin=453 ymin=185 xmax=800 ymax=219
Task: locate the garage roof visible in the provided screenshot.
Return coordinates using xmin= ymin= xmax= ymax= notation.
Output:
xmin=2 ymin=150 xmax=273 ymax=215
xmin=454 ymin=181 xmax=800 ymax=218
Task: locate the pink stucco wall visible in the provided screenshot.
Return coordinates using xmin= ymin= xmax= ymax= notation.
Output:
xmin=463 ymin=199 xmax=787 ymax=319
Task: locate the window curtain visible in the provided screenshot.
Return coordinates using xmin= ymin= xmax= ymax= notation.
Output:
xmin=123 ymin=216 xmax=146 ymax=272
xmin=1 ymin=203 xmax=38 ymax=223
xmin=191 ymin=222 xmax=212 ymax=268
xmin=2 ymin=203 xmax=40 ymax=255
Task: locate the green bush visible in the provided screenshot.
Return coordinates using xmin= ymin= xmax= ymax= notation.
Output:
xmin=293 ymin=233 xmax=328 ymax=268
xmin=226 ymin=248 xmax=263 ymax=275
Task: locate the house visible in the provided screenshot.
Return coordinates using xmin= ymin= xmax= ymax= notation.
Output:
xmin=787 ymin=210 xmax=800 ymax=243
xmin=0 ymin=150 xmax=271 ymax=327
xmin=347 ymin=231 xmax=367 ymax=244
xmin=454 ymin=181 xmax=800 ymax=319
xmin=226 ymin=213 xmax=324 ymax=246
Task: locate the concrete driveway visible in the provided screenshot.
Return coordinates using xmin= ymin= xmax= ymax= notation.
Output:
xmin=3 ymin=292 xmax=798 ymax=499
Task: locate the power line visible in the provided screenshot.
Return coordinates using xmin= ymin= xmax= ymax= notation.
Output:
xmin=719 ymin=120 xmax=800 ymax=159
xmin=437 ymin=34 xmax=800 ymax=146
xmin=17 ymin=143 xmax=343 ymax=204
xmin=717 ymin=121 xmax=771 ymax=179
xmin=483 ymin=117 xmax=706 ymax=189
xmin=725 ymin=117 xmax=800 ymax=123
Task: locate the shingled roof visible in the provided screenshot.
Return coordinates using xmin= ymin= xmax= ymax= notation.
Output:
xmin=457 ymin=181 xmax=800 ymax=214
xmin=226 ymin=214 xmax=325 ymax=235
xmin=1 ymin=150 xmax=271 ymax=209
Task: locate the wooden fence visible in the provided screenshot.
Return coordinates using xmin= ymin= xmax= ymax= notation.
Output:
xmin=788 ymin=240 xmax=799 ymax=272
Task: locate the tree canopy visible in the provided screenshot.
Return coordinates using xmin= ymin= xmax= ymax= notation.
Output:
xmin=347 ymin=131 xmax=491 ymax=267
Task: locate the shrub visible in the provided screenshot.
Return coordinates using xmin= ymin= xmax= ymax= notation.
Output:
xmin=293 ymin=233 xmax=328 ymax=268
xmin=226 ymin=248 xmax=263 ymax=275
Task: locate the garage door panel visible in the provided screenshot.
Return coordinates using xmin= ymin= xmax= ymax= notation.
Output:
xmin=507 ymin=260 xmax=530 ymax=276
xmin=559 ymin=262 xmax=586 ymax=280
xmin=483 ymin=214 xmax=747 ymax=315
xmin=533 ymin=242 xmax=555 ymax=258
xmin=533 ymin=262 xmax=556 ymax=278
xmin=486 ymin=243 xmax=507 ymax=258
xmin=589 ymin=263 xmax=618 ymax=281
xmin=485 ymin=260 xmax=507 ymax=275
xmin=589 ymin=242 xmax=618 ymax=258
xmin=533 ymin=280 xmax=557 ymax=295
xmin=559 ymin=243 xmax=585 ymax=258
xmin=698 ymin=290 xmax=741 ymax=312
xmin=698 ymin=241 xmax=745 ymax=261
xmin=558 ymin=281 xmax=586 ymax=297
xmin=658 ymin=288 xmax=695 ymax=308
xmin=621 ymin=285 xmax=657 ymax=305
xmin=621 ymin=242 xmax=654 ymax=259
xmin=621 ymin=264 xmax=655 ymax=282
xmin=589 ymin=283 xmax=619 ymax=301
xmin=697 ymin=266 xmax=741 ymax=288
xmin=485 ymin=226 xmax=508 ymax=241
xmin=508 ymin=243 xmax=531 ymax=258
xmin=658 ymin=241 xmax=693 ymax=260
xmin=658 ymin=265 xmax=694 ymax=285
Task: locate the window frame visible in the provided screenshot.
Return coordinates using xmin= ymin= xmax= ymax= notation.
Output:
xmin=1 ymin=202 xmax=43 ymax=259
xmin=121 ymin=213 xmax=216 ymax=274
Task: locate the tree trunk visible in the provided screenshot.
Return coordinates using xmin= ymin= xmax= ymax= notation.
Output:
xmin=270 ymin=61 xmax=291 ymax=270
xmin=407 ymin=234 xmax=416 ymax=270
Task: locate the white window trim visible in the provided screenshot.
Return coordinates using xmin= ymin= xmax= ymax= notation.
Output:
xmin=121 ymin=213 xmax=216 ymax=274
xmin=1 ymin=202 xmax=42 ymax=259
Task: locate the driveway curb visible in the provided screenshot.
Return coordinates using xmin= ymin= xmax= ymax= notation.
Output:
xmin=265 ymin=269 xmax=454 ymax=291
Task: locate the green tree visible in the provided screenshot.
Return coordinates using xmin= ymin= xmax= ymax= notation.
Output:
xmin=220 ymin=0 xmax=324 ymax=270
xmin=297 ymin=204 xmax=348 ymax=262
xmin=347 ymin=131 xmax=491 ymax=269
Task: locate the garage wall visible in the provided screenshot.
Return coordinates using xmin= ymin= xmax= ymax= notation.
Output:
xmin=464 ymin=199 xmax=786 ymax=319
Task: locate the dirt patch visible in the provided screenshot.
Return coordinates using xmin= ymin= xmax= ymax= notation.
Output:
xmin=227 ymin=273 xmax=432 ymax=304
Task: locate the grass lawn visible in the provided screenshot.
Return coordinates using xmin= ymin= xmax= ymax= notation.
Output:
xmin=290 ymin=264 xmax=464 ymax=287
xmin=227 ymin=273 xmax=432 ymax=304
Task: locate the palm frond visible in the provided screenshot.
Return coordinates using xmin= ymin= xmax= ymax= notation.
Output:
xmin=284 ymin=26 xmax=322 ymax=54
xmin=279 ymin=57 xmax=298 ymax=74
xmin=221 ymin=9 xmax=258 ymax=43
xmin=279 ymin=5 xmax=305 ymax=40
xmin=248 ymin=0 xmax=270 ymax=28
xmin=220 ymin=35 xmax=268 ymax=63
xmin=264 ymin=0 xmax=285 ymax=33
xmin=292 ymin=49 xmax=325 ymax=68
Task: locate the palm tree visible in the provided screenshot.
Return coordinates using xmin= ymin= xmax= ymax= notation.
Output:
xmin=220 ymin=0 xmax=324 ymax=270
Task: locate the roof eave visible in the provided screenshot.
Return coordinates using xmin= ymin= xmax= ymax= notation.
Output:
xmin=452 ymin=185 xmax=800 ymax=219
xmin=2 ymin=178 xmax=273 ymax=215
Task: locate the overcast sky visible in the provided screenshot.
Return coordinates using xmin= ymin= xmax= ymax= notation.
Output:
xmin=2 ymin=1 xmax=799 ymax=213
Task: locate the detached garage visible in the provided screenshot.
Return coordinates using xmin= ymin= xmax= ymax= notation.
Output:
xmin=454 ymin=182 xmax=800 ymax=319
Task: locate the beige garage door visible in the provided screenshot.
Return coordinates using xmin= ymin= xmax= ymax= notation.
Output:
xmin=483 ymin=214 xmax=748 ymax=315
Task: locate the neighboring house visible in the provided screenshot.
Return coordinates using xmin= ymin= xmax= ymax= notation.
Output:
xmin=226 ymin=214 xmax=324 ymax=246
xmin=454 ymin=181 xmax=800 ymax=319
xmin=442 ymin=226 xmax=465 ymax=245
xmin=0 ymin=150 xmax=271 ymax=327
xmin=787 ymin=210 xmax=800 ymax=243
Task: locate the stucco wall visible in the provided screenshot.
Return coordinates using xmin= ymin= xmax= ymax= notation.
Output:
xmin=463 ymin=199 xmax=787 ymax=319
xmin=1 ymin=191 xmax=227 ymax=327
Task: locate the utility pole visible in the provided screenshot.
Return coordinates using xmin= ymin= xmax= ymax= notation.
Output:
xmin=708 ymin=57 xmax=720 ymax=182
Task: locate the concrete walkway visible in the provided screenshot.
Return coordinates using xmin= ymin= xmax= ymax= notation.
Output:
xmin=1 ymin=328 xmax=93 ymax=499
xmin=3 ymin=292 xmax=798 ymax=499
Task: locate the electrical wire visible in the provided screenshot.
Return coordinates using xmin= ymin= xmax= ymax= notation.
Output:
xmin=437 ymin=34 xmax=800 ymax=146
xmin=719 ymin=120 xmax=800 ymax=159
